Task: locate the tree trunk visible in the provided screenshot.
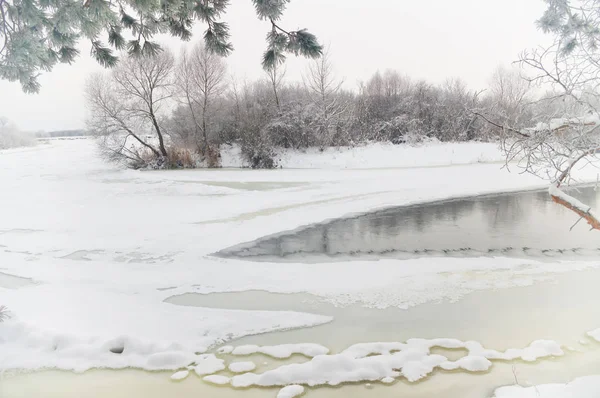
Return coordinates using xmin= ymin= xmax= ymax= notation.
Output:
xmin=202 ymin=96 xmax=209 ymax=153
xmin=150 ymin=110 xmax=168 ymax=157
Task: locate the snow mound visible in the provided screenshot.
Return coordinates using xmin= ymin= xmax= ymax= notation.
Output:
xmin=170 ymin=370 xmax=189 ymax=381
xmin=231 ymin=344 xmax=329 ymax=359
xmin=194 ymin=354 xmax=225 ymax=376
xmin=229 ymin=338 xmax=563 ymax=388
xmin=381 ymin=376 xmax=395 ymax=384
xmin=217 ymin=345 xmax=234 ymax=354
xmin=203 ymin=375 xmax=231 ymax=385
xmin=229 ymin=361 xmax=256 ymax=373
xmin=493 ymin=375 xmax=600 ymax=397
xmin=440 ymin=356 xmax=491 ymax=372
xmin=277 ymin=385 xmax=305 ymax=398
xmin=587 ymin=328 xmax=600 ymax=342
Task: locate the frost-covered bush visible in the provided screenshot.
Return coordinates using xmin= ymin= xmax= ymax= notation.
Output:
xmin=240 ymin=129 xmax=277 ymax=169
xmin=0 ymin=305 xmax=10 ymax=322
xmin=0 ymin=118 xmax=35 ymax=149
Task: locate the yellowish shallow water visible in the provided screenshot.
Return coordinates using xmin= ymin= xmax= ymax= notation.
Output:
xmin=5 ymin=268 xmax=600 ymax=398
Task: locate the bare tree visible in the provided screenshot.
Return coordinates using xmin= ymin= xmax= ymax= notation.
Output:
xmin=86 ymin=50 xmax=175 ymax=167
xmin=487 ymin=66 xmax=532 ymax=128
xmin=304 ymin=47 xmax=347 ymax=146
xmin=175 ymin=43 xmax=227 ymax=153
xmin=114 ymin=51 xmax=174 ymax=157
xmin=265 ymin=63 xmax=286 ymax=112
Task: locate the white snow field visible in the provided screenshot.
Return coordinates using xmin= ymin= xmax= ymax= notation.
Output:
xmin=2 ymin=139 xmax=600 ymax=397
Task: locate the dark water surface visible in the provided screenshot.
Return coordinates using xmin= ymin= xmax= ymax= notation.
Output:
xmin=217 ymin=186 xmax=600 ymax=261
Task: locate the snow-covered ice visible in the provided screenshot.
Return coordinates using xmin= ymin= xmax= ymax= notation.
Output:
xmin=493 ymin=375 xmax=600 ymax=398
xmin=229 ymin=338 xmax=563 ymax=387
xmin=1 ymin=138 xmax=600 ymax=392
xmin=231 ymin=344 xmax=329 ymax=359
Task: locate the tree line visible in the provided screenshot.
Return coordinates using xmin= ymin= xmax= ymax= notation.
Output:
xmin=86 ymin=44 xmax=530 ymax=169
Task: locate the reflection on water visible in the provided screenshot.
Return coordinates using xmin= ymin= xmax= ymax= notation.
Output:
xmin=218 ymin=186 xmax=600 ymax=261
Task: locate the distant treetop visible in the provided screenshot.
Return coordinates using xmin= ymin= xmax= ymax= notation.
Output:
xmin=0 ymin=0 xmax=322 ymax=93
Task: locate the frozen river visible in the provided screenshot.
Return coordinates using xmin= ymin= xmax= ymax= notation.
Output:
xmin=2 ymin=139 xmax=600 ymax=398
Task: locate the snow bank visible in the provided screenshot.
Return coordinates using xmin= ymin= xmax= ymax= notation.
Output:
xmin=229 ymin=338 xmax=563 ymax=388
xmin=493 ymin=375 xmax=600 ymax=397
xmin=220 ymin=142 xmax=503 ymax=169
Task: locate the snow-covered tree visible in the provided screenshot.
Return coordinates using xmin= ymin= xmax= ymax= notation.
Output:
xmin=487 ymin=66 xmax=531 ymax=128
xmin=0 ymin=0 xmax=322 ymax=93
xmin=485 ymin=0 xmax=600 ymax=230
xmin=174 ymin=42 xmax=227 ymax=155
xmin=303 ymin=47 xmax=348 ymax=147
xmin=265 ymin=62 xmax=285 ymax=112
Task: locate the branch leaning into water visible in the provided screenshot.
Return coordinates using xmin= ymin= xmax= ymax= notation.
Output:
xmin=549 ymin=147 xmax=600 ymax=231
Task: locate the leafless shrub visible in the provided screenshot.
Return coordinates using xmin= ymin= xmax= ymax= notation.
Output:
xmin=0 ymin=118 xmax=35 ymax=149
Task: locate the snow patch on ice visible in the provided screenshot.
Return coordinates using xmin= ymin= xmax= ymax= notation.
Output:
xmin=231 ymin=344 xmax=329 ymax=359
xmin=440 ymin=356 xmax=491 ymax=372
xmin=217 ymin=345 xmax=234 ymax=354
xmin=587 ymin=328 xmax=600 ymax=342
xmin=228 ymin=361 xmax=256 ymax=373
xmin=194 ymin=354 xmax=225 ymax=376
xmin=229 ymin=338 xmax=563 ymax=388
xmin=492 ymin=375 xmax=600 ymax=397
xmin=277 ymin=385 xmax=305 ymax=398
xmin=170 ymin=370 xmax=189 ymax=381
xmin=203 ymin=375 xmax=231 ymax=385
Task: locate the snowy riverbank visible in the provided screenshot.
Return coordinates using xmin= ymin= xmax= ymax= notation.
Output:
xmin=2 ymin=139 xmax=600 ymax=397
xmin=220 ymin=141 xmax=505 ymax=169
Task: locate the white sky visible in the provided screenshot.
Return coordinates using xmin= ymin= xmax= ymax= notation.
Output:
xmin=0 ymin=0 xmax=549 ymax=132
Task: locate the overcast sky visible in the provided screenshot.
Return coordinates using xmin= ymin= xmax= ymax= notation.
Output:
xmin=0 ymin=0 xmax=549 ymax=132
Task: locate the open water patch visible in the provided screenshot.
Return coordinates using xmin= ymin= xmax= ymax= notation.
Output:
xmin=216 ymin=186 xmax=600 ymax=262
